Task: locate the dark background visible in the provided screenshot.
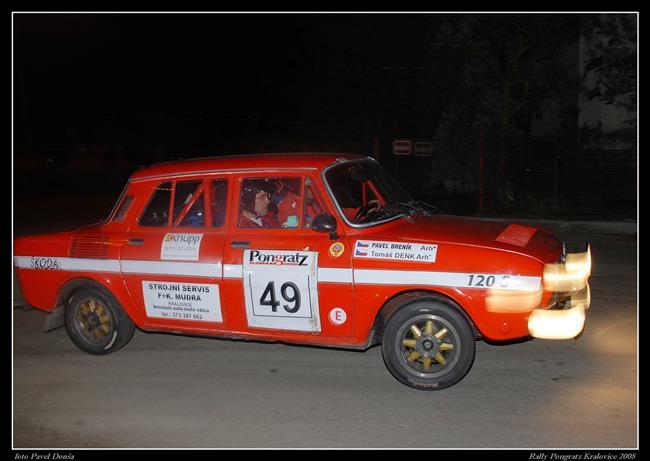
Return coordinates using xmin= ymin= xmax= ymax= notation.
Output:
xmin=12 ymin=13 xmax=638 ymax=223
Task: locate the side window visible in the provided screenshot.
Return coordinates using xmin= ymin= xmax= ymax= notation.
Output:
xmin=239 ymin=177 xmax=302 ymax=229
xmin=210 ymin=179 xmax=228 ymax=228
xmin=303 ymin=182 xmax=326 ymax=229
xmin=139 ymin=182 xmax=172 ymax=227
xmin=113 ymin=195 xmax=134 ymax=222
xmin=173 ymin=180 xmax=205 ymax=227
xmin=139 ymin=179 xmax=228 ymax=229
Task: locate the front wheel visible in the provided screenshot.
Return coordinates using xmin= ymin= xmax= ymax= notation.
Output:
xmin=381 ymin=298 xmax=476 ymax=390
xmin=64 ymin=287 xmax=135 ymax=355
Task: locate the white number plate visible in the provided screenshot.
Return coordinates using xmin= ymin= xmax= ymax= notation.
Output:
xmin=243 ymin=249 xmax=320 ymax=332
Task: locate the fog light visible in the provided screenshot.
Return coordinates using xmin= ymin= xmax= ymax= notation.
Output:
xmin=486 ymin=289 xmax=542 ymax=313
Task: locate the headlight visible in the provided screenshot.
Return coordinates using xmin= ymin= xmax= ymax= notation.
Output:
xmin=543 ymin=244 xmax=591 ymax=292
xmin=528 ymin=305 xmax=586 ymax=339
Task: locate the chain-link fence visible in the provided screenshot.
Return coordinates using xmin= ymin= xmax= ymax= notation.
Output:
xmin=14 ymin=132 xmax=637 ymax=219
xmin=366 ymin=133 xmax=636 ymax=219
xmin=478 ymin=131 xmax=636 ymax=217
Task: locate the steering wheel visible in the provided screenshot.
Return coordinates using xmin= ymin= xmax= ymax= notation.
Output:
xmin=353 ymin=200 xmax=381 ymax=222
xmin=153 ymin=209 xmax=169 ymax=225
xmin=140 ymin=208 xmax=168 ymax=226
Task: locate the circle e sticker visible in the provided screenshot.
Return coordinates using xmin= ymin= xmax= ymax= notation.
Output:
xmin=329 ymin=242 xmax=345 ymax=258
xmin=328 ymin=307 xmax=347 ymax=325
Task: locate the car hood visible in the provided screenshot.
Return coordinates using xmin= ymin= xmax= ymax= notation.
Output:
xmin=367 ymin=214 xmax=562 ymax=264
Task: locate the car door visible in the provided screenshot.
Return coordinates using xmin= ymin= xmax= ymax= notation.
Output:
xmin=120 ymin=176 xmax=230 ymax=332
xmin=221 ymin=173 xmax=355 ymax=342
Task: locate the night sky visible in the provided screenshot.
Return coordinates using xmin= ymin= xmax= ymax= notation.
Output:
xmin=12 ymin=12 xmax=637 ymax=218
xmin=14 ymin=13 xmax=436 ymax=152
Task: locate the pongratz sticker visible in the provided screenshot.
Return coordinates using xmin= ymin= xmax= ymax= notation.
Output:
xmin=354 ymin=240 xmax=437 ymax=263
xmin=161 ymin=233 xmax=203 ymax=261
xmin=142 ymin=280 xmax=222 ymax=322
xmin=243 ymin=249 xmax=321 ymax=332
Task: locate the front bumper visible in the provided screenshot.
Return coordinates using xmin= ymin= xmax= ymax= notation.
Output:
xmin=528 ymin=244 xmax=592 ymax=339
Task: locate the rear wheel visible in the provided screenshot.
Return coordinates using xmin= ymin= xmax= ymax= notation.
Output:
xmin=381 ymin=298 xmax=475 ymax=390
xmin=64 ymin=287 xmax=135 ymax=355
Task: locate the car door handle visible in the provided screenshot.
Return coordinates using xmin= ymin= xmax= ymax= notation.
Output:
xmin=127 ymin=238 xmax=145 ymax=246
xmin=230 ymin=241 xmax=250 ymax=248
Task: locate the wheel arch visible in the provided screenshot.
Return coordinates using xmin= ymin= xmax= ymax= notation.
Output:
xmin=366 ymin=289 xmax=482 ymax=347
xmin=57 ymin=277 xmax=105 ymax=307
xmin=56 ymin=276 xmax=140 ymax=325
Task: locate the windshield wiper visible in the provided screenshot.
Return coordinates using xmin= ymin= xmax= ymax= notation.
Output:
xmin=414 ymin=200 xmax=438 ymax=215
xmin=396 ymin=201 xmax=420 ymax=217
xmin=367 ymin=200 xmax=435 ymax=222
xmin=394 ymin=200 xmax=438 ymax=218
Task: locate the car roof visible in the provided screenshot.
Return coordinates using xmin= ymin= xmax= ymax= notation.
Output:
xmin=129 ymin=153 xmax=371 ymax=181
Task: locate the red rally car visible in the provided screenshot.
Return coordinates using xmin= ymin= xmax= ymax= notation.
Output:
xmin=13 ymin=153 xmax=592 ymax=390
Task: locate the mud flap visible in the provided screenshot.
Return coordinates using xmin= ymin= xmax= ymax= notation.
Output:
xmin=43 ymin=305 xmax=65 ymax=332
xmin=14 ymin=300 xmax=30 ymax=309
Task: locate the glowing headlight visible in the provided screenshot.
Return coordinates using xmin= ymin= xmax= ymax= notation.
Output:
xmin=543 ymin=244 xmax=591 ymax=292
xmin=528 ymin=305 xmax=586 ymax=339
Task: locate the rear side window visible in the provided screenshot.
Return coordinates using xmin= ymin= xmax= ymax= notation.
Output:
xmin=139 ymin=182 xmax=172 ymax=227
xmin=173 ymin=180 xmax=204 ymax=227
xmin=139 ymin=179 xmax=229 ymax=228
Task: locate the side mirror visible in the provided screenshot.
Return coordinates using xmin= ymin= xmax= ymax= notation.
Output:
xmin=311 ymin=213 xmax=339 ymax=240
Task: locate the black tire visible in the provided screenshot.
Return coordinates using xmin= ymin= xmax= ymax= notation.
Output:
xmin=64 ymin=286 xmax=135 ymax=355
xmin=381 ymin=298 xmax=476 ymax=390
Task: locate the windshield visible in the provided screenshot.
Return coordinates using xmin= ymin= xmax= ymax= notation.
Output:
xmin=324 ymin=160 xmax=419 ymax=226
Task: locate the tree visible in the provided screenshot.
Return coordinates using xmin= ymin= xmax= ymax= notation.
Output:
xmin=428 ymin=14 xmax=580 ymax=206
xmin=580 ymin=14 xmax=637 ymax=149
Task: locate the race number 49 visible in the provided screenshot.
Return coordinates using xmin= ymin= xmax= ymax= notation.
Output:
xmin=259 ymin=281 xmax=301 ymax=314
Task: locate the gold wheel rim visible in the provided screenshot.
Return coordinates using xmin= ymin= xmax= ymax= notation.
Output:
xmin=397 ymin=316 xmax=460 ymax=378
xmin=75 ymin=297 xmax=112 ymax=343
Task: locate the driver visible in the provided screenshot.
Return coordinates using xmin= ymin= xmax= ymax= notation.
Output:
xmin=239 ymin=180 xmax=280 ymax=228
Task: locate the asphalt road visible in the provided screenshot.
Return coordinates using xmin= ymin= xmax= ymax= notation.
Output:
xmin=12 ymin=221 xmax=637 ymax=449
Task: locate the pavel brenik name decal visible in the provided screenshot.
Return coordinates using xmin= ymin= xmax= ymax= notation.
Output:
xmin=354 ymin=240 xmax=438 ymax=263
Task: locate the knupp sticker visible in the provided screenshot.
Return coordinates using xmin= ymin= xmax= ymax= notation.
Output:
xmin=161 ymin=233 xmax=204 ymax=261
